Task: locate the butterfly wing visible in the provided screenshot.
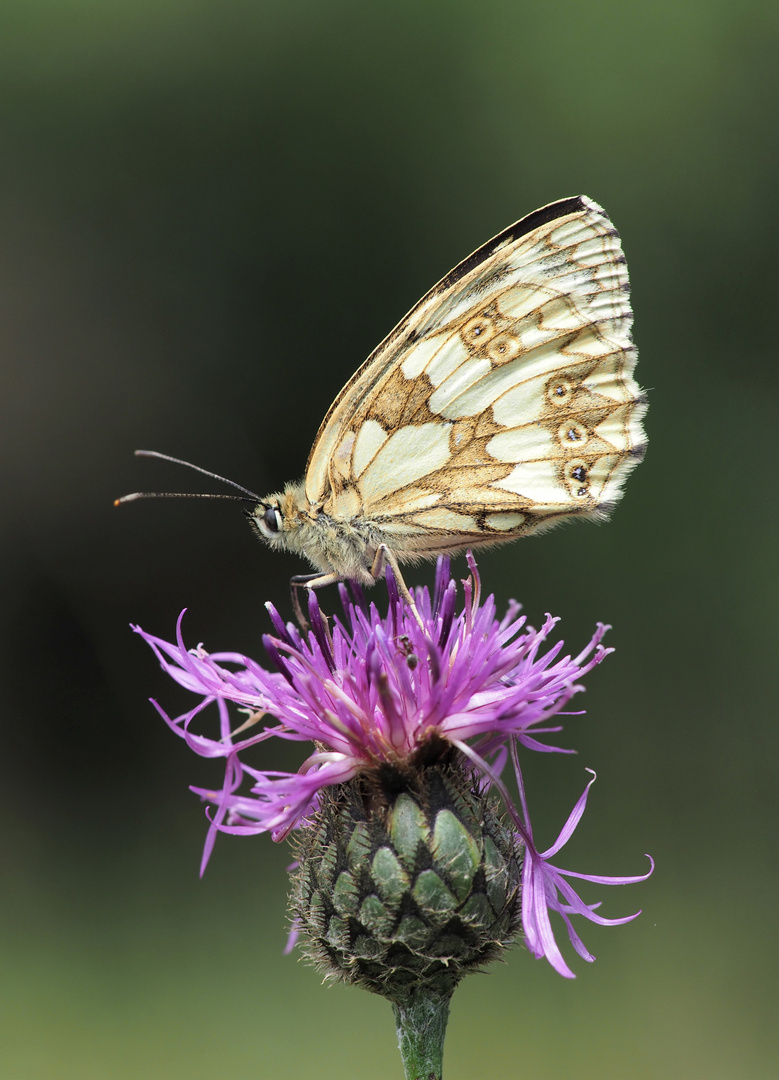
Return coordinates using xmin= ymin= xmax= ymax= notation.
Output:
xmin=304 ymin=196 xmax=646 ymax=557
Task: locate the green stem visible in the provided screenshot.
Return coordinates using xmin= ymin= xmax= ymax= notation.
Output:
xmin=391 ymin=988 xmax=452 ymax=1080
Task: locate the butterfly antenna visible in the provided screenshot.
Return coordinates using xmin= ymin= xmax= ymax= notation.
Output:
xmin=114 ymin=449 xmax=262 ymax=506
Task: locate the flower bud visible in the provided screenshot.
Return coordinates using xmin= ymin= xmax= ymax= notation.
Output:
xmin=290 ymin=755 xmax=523 ymax=1002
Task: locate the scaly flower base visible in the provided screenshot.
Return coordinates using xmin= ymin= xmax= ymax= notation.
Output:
xmin=291 ymin=759 xmax=522 ymax=992
xmin=291 ymin=757 xmax=521 ymax=1076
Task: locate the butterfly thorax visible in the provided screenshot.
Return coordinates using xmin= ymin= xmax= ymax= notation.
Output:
xmin=250 ymin=481 xmax=383 ymax=585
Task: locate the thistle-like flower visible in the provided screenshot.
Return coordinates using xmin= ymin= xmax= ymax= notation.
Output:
xmin=135 ymin=556 xmax=651 ymax=1079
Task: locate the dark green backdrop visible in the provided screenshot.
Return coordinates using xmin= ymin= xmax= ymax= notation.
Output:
xmin=1 ymin=1 xmax=776 ymax=1077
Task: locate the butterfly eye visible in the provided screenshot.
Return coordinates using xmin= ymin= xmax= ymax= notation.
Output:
xmin=258 ymin=505 xmax=283 ymax=537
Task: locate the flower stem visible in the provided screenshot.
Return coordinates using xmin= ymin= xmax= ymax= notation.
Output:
xmin=392 ymin=988 xmax=452 ymax=1080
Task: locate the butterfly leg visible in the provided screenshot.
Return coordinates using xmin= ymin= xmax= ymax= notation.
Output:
xmin=370 ymin=545 xmax=424 ymax=630
xmin=290 ymin=572 xmax=341 ymax=630
xmin=290 ymin=552 xmax=423 ymax=632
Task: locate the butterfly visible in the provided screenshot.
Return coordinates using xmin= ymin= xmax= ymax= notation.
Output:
xmin=250 ymin=196 xmax=646 ymax=615
xmin=120 ymin=196 xmax=646 ymax=624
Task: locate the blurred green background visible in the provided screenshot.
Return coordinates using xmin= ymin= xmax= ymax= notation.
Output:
xmin=0 ymin=1 xmax=776 ymax=1077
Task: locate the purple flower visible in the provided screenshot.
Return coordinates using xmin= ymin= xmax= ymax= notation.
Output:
xmin=517 ymin=771 xmax=653 ymax=978
xmin=135 ymin=554 xmax=651 ymax=977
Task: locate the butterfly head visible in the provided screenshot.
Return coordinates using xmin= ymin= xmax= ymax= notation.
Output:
xmin=249 ymin=481 xmax=377 ymax=584
xmin=248 ymin=482 xmax=317 ymax=554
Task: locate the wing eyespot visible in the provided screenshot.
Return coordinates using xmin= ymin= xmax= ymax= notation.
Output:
xmin=563 ymin=459 xmax=591 ymax=498
xmin=559 ymin=421 xmax=588 ymax=447
xmin=486 ymin=333 xmax=522 ymax=364
xmin=461 ymin=314 xmax=497 ymax=347
xmin=547 ymin=378 xmax=574 ymax=406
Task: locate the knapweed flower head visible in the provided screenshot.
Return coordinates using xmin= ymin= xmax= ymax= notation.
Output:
xmin=135 ymin=555 xmax=651 ymax=985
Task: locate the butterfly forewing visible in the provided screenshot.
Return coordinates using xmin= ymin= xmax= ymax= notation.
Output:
xmin=304 ymin=195 xmax=645 ymax=561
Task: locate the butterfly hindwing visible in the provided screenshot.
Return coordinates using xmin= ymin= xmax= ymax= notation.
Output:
xmin=304 ymin=196 xmax=645 ymax=559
